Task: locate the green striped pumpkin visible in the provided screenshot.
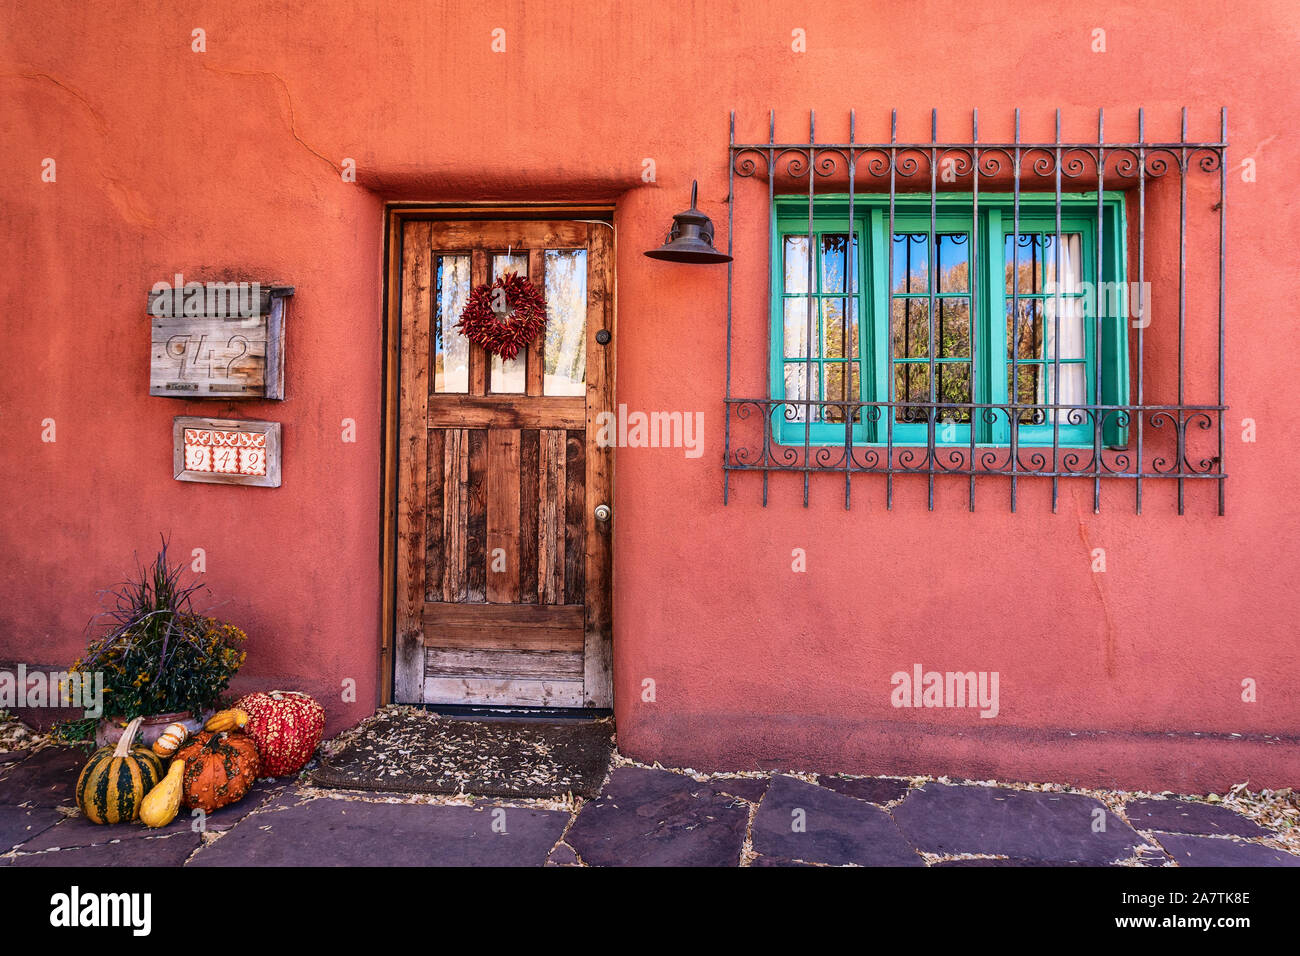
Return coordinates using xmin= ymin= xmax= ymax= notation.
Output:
xmin=76 ymin=716 xmax=164 ymax=824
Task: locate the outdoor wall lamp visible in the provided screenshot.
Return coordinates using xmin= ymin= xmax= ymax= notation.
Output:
xmin=644 ymin=180 xmax=732 ymax=263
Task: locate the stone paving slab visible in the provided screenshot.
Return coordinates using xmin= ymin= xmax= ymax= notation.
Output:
xmin=20 ymin=778 xmax=289 ymax=851
xmin=0 ymin=747 xmax=86 ymax=807
xmin=1154 ymin=833 xmax=1300 ymax=867
xmin=565 ymin=767 xmax=749 ymax=866
xmin=751 ymin=775 xmax=923 ymax=866
xmin=818 ymin=775 xmax=912 ymax=804
xmin=892 ymin=784 xmax=1143 ymax=865
xmin=1125 ymin=799 xmax=1267 ymax=838
xmin=934 ymin=857 xmax=1088 ymax=866
xmin=9 ymin=832 xmax=202 ymax=867
xmin=750 ymin=854 xmax=815 ymax=866
xmin=545 ymin=843 xmax=580 ymax=866
xmin=706 ymin=776 xmax=769 ymax=803
xmin=187 ymin=796 xmax=569 ymax=867
xmin=0 ymin=805 xmax=64 ymax=852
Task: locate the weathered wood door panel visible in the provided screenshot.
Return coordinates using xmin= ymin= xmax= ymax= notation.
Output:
xmin=395 ymin=220 xmax=613 ymax=708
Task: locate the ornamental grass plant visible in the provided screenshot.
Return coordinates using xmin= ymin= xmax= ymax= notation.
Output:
xmin=69 ymin=537 xmax=246 ymax=720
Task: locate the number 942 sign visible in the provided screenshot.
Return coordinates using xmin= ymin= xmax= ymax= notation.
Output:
xmin=173 ymin=417 xmax=281 ymax=488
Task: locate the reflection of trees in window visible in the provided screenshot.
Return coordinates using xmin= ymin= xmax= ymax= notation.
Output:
xmin=783 ymin=233 xmax=861 ymax=424
xmin=891 ymin=234 xmax=971 ymax=423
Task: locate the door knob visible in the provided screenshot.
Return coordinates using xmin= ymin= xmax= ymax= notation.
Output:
xmin=594 ymin=503 xmax=612 ymax=522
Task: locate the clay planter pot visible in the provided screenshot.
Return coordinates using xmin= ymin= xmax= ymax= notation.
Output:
xmin=95 ymin=710 xmax=210 ymax=750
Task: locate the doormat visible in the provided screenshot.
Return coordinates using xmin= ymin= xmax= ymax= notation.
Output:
xmin=308 ymin=708 xmax=615 ymax=799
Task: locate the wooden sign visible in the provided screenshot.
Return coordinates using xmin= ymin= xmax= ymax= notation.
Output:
xmin=150 ymin=284 xmax=293 ymax=399
xmin=173 ymin=417 xmax=281 ymax=487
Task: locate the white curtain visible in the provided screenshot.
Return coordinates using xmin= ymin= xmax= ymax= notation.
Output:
xmin=1044 ymin=234 xmax=1085 ymax=421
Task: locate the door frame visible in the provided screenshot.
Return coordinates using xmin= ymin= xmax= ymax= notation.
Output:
xmin=378 ymin=203 xmax=616 ymax=708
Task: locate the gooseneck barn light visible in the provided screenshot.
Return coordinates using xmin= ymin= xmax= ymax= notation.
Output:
xmin=644 ymin=180 xmax=732 ymax=263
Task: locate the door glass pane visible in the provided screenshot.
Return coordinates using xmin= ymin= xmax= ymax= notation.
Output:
xmin=434 ymin=255 xmax=470 ymax=393
xmin=543 ymin=249 xmax=587 ymax=396
xmin=490 ymin=253 xmax=528 ymax=393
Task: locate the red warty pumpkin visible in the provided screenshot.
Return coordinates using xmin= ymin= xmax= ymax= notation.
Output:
xmin=233 ymin=690 xmax=326 ymax=777
xmin=175 ymin=730 xmax=260 ymax=812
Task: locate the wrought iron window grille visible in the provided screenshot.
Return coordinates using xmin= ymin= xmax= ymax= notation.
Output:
xmin=723 ymin=108 xmax=1227 ymax=515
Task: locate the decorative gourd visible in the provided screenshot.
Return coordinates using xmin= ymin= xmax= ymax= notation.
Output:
xmin=139 ymin=760 xmax=185 ymax=828
xmin=152 ymin=722 xmax=189 ymax=758
xmin=233 ymin=690 xmax=326 ymax=777
xmin=75 ymin=716 xmax=164 ymax=825
xmin=175 ymin=731 xmax=260 ymax=811
xmin=203 ymin=709 xmax=249 ymax=733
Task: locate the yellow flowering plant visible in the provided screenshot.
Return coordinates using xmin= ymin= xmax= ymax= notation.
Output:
xmin=71 ymin=537 xmax=247 ymax=719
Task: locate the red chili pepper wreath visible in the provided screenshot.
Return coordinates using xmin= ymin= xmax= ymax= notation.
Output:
xmin=455 ymin=272 xmax=548 ymax=360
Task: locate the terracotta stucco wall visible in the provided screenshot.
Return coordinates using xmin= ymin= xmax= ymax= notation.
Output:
xmin=2 ymin=1 xmax=1297 ymax=790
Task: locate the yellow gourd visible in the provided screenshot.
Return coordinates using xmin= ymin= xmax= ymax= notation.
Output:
xmin=203 ymin=709 xmax=249 ymax=733
xmin=139 ymin=760 xmax=185 ymax=828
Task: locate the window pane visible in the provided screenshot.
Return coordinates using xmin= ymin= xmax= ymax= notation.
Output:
xmin=935 ymin=362 xmax=972 ymax=420
xmin=1005 ymin=234 xmax=1043 ymax=294
xmin=543 ymin=249 xmax=587 ymax=396
xmin=821 ymin=362 xmax=861 ymax=423
xmin=892 ymin=233 xmax=928 ymax=293
xmin=1043 ymin=233 xmax=1083 ymax=291
xmin=1007 ymin=300 xmax=1044 ymax=361
xmin=783 ymin=362 xmax=815 ymax=422
xmin=894 ymin=363 xmax=929 ymax=422
xmin=820 ymin=298 xmax=858 ymax=360
xmin=937 ymin=234 xmax=969 ymax=292
xmin=1053 ymin=363 xmax=1087 ymax=422
xmin=784 ymin=298 xmax=816 ymax=359
xmin=819 ymin=234 xmax=858 ymax=293
xmin=434 ymin=255 xmax=470 ymax=393
xmin=1046 ymin=294 xmax=1086 ymax=361
xmin=1009 ymin=366 xmax=1046 ymax=424
xmin=893 ymin=233 xmax=967 ymax=293
xmin=891 ymin=298 xmax=930 ymax=358
xmin=784 ymin=236 xmax=810 ymax=293
xmin=937 ymin=298 xmax=970 ymax=358
xmin=490 ymin=253 xmax=528 ymax=393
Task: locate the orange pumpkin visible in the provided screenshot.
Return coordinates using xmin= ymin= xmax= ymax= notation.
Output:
xmin=174 ymin=730 xmax=260 ymax=812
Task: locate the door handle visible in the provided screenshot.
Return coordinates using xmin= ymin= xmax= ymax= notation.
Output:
xmin=594 ymin=504 xmax=612 ymax=522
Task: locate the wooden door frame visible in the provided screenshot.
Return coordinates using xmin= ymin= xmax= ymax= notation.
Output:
xmin=378 ymin=203 xmax=616 ymax=708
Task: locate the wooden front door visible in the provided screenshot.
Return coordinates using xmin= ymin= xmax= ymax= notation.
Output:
xmin=394 ymin=219 xmax=614 ymax=708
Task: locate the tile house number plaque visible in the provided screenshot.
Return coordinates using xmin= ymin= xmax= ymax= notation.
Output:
xmin=173 ymin=417 xmax=281 ymax=488
xmin=150 ymin=283 xmax=294 ymax=399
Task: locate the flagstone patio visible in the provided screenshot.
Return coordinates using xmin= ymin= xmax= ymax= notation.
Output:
xmin=2 ymin=744 xmax=1298 ymax=867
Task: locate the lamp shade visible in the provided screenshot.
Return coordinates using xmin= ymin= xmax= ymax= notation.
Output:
xmin=644 ymin=181 xmax=732 ymax=263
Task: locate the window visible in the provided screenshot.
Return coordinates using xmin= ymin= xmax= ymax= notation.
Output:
xmin=771 ymin=193 xmax=1129 ymax=447
xmin=727 ymin=108 xmax=1228 ymax=513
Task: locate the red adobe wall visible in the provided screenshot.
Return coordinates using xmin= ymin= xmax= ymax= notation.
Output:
xmin=2 ymin=2 xmax=1297 ymax=791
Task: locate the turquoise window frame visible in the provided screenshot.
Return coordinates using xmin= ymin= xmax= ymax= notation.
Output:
xmin=771 ymin=193 xmax=1129 ymax=448
xmin=768 ymin=210 xmax=870 ymax=446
